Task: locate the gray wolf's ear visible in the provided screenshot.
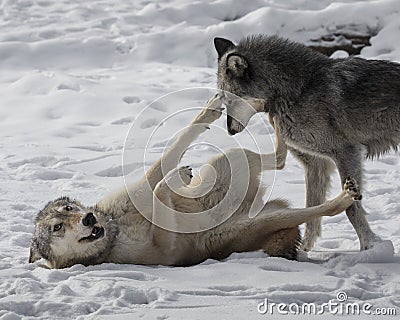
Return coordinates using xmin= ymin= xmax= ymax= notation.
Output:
xmin=29 ymin=241 xmax=41 ymax=263
xmin=226 ymin=54 xmax=248 ymax=78
xmin=214 ymin=37 xmax=235 ymax=58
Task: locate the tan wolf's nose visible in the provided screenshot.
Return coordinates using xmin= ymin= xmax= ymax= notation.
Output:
xmin=82 ymin=212 xmax=96 ymax=227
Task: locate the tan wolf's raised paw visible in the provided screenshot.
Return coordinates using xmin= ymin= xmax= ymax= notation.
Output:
xmin=192 ymin=94 xmax=224 ymax=127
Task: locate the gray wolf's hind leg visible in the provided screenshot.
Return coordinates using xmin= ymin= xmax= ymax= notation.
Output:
xmin=291 ymin=150 xmax=336 ymax=251
xmin=334 ymin=146 xmax=381 ymax=250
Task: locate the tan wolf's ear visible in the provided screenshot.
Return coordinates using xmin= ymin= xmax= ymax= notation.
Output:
xmin=226 ymin=54 xmax=248 ymax=78
xmin=29 ymin=244 xmax=41 ymax=263
xmin=214 ymin=37 xmax=235 ymax=58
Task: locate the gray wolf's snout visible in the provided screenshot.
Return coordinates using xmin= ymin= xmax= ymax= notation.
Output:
xmin=228 ymin=127 xmax=238 ymax=135
xmin=82 ymin=212 xmax=97 ymax=227
xmin=227 ymin=115 xmax=237 ymax=135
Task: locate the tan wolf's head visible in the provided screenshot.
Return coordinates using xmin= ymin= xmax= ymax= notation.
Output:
xmin=29 ymin=197 xmax=118 ymax=268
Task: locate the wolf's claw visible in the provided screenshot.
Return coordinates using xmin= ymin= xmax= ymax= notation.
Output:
xmin=344 ymin=177 xmax=362 ymax=201
xmin=179 ymin=166 xmax=193 ymax=184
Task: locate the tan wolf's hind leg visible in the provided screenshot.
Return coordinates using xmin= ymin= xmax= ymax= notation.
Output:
xmin=262 ymin=227 xmax=301 ymax=260
xmin=215 ymin=179 xmax=360 ymax=261
xmin=258 ymin=177 xmax=361 ymax=232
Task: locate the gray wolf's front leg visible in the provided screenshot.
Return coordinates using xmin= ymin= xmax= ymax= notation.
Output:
xmin=252 ymin=115 xmax=288 ymax=171
xmin=272 ymin=116 xmax=287 ymax=170
xmin=290 ymin=149 xmax=336 ymax=251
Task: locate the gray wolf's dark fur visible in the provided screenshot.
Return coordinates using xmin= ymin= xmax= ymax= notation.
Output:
xmin=214 ymin=35 xmax=400 ymax=250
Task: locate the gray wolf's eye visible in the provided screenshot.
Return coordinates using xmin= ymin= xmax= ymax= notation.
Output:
xmin=53 ymin=223 xmax=63 ymax=232
xmin=65 ymin=205 xmax=73 ymax=211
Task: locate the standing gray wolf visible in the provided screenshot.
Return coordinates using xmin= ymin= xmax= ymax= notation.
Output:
xmin=214 ymin=35 xmax=400 ymax=251
xmin=29 ymin=95 xmax=361 ymax=269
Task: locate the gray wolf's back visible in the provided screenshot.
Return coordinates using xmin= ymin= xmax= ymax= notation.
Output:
xmin=331 ymin=57 xmax=400 ymax=158
xmin=237 ymin=35 xmax=400 ymax=158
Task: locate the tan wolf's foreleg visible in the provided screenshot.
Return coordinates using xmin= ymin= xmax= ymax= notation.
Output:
xmin=144 ymin=95 xmax=223 ymax=190
xmin=128 ymin=95 xmax=223 ymax=217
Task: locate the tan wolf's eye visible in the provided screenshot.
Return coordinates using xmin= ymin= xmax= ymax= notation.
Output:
xmin=65 ymin=205 xmax=73 ymax=211
xmin=53 ymin=223 xmax=63 ymax=232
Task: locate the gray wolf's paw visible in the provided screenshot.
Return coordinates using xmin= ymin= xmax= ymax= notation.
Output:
xmin=362 ymin=239 xmax=393 ymax=253
xmin=179 ymin=166 xmax=193 ymax=185
xmin=193 ymin=94 xmax=224 ymax=127
xmin=344 ymin=177 xmax=362 ymax=201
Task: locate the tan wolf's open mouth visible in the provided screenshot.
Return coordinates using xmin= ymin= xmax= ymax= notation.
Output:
xmin=79 ymin=226 xmax=105 ymax=242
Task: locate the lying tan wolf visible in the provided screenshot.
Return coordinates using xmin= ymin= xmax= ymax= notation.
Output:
xmin=29 ymin=95 xmax=361 ymax=269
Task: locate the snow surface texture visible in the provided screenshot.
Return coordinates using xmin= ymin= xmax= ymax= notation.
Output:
xmin=0 ymin=0 xmax=399 ymax=319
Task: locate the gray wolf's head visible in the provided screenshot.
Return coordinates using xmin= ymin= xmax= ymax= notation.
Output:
xmin=29 ymin=196 xmax=117 ymax=269
xmin=214 ymin=35 xmax=315 ymax=135
xmin=214 ymin=37 xmax=267 ymax=135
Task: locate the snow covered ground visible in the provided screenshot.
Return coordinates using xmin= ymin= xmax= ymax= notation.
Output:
xmin=0 ymin=0 xmax=399 ymax=319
